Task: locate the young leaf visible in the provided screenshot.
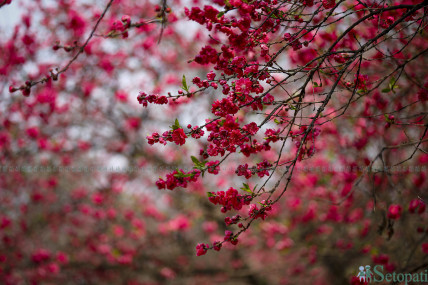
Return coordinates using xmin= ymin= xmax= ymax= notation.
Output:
xmin=182 ymin=75 xmax=189 ymax=92
xmin=173 ymin=169 xmax=185 ymax=178
xmin=171 ymin=118 xmax=181 ymax=130
xmin=191 ymin=156 xmax=200 ymax=165
xmin=388 ymin=76 xmax=399 ymax=93
xmin=253 ymin=184 xmax=258 ymax=193
xmin=240 ymin=183 xmax=253 ymax=194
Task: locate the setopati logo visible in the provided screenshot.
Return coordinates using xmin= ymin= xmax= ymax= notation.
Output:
xmin=356 ymin=265 xmax=428 ymax=284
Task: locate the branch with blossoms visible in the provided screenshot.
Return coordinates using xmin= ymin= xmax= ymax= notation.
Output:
xmin=139 ymin=0 xmax=428 ymax=256
xmin=8 ymin=0 xmax=115 ymax=96
xmin=6 ymin=0 xmax=428 ymax=269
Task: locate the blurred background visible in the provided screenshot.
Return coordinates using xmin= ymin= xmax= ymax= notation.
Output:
xmin=0 ymin=0 xmax=427 ymax=284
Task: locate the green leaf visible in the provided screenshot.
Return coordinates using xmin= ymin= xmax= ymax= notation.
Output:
xmin=217 ymin=11 xmax=225 ymax=18
xmin=173 ymin=169 xmax=185 ymax=178
xmin=240 ymin=183 xmax=253 ymax=194
xmin=171 ymin=118 xmax=181 ymax=130
xmin=381 ymin=88 xmax=390 ymax=93
xmin=253 ymin=184 xmax=258 ymax=192
xmin=388 ymin=76 xmax=399 ymax=93
xmin=191 ymin=156 xmax=200 ymax=165
xmin=274 ymin=119 xmax=281 ymax=124
xmin=207 ymin=192 xmax=215 ymax=197
xmin=174 ymin=170 xmax=194 ymax=178
xmin=182 ymin=75 xmax=189 ymax=92
xmin=191 ymin=155 xmax=206 ymax=170
xmin=313 ymin=81 xmax=322 ymax=87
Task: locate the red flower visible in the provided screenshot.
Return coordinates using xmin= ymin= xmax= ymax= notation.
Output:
xmin=172 ymin=128 xmax=187 ymax=146
xmin=26 ymin=127 xmax=39 ymax=139
xmin=196 ymin=243 xmax=209 ymax=256
xmin=387 ymin=204 xmax=403 ymax=220
xmin=409 ymin=199 xmax=426 ymax=214
xmin=213 ymin=241 xmax=222 ymax=251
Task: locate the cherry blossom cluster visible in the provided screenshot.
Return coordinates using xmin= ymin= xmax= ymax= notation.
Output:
xmin=208 ymin=187 xmax=252 ymax=213
xmin=201 ymin=116 xmax=273 ymax=160
xmin=108 ymin=15 xmax=132 ymax=37
xmin=156 ymin=169 xmax=201 ymax=190
xmin=192 ymin=76 xmax=217 ymax=89
xmin=248 ymin=200 xmax=272 ymax=220
xmin=291 ymin=126 xmax=321 ymax=161
xmin=195 ymin=240 xmax=222 ymax=256
xmin=206 ymin=160 xmax=220 ymax=175
xmin=147 ymin=128 xmax=187 ymax=146
xmin=223 ymin=230 xmax=238 ymax=245
xmin=236 ymin=159 xmax=272 ymax=179
xmin=264 ymin=128 xmax=281 ymax=143
xmin=137 ymin=92 xmax=168 ymax=107
xmin=147 ymin=124 xmax=205 ymax=147
xmin=224 ymin=214 xmax=241 ymax=226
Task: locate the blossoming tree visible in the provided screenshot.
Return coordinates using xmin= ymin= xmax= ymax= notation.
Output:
xmin=1 ymin=0 xmax=427 ymax=284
